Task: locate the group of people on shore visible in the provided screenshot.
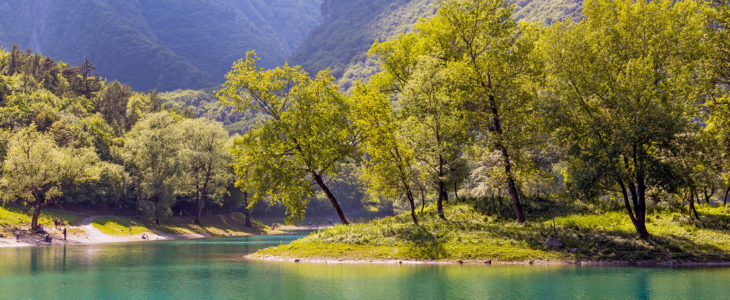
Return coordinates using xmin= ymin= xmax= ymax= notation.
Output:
xmin=11 ymin=218 xmax=68 ymax=243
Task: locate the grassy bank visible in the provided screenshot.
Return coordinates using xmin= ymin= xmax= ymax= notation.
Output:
xmin=0 ymin=206 xmax=83 ymax=232
xmin=253 ymin=200 xmax=730 ymax=263
xmin=91 ymin=213 xmax=269 ymax=237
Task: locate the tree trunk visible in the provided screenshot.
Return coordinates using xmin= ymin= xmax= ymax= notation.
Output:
xmin=724 ymin=186 xmax=730 ymax=206
xmin=194 ymin=192 xmax=203 ymax=225
xmin=437 ymin=179 xmax=447 ymax=220
xmin=436 ymin=155 xmax=447 ymax=219
xmin=635 ymin=171 xmax=650 ymax=239
xmin=505 ymin=173 xmax=525 ymax=223
xmin=312 ymin=173 xmax=350 ymax=225
xmin=689 ymin=188 xmax=701 ymax=220
xmin=618 ymin=177 xmax=649 ymax=239
xmin=243 ymin=192 xmax=252 ymax=227
xmin=696 ymin=190 xmax=703 ymax=205
xmin=497 ymin=142 xmax=525 ymax=223
xmin=406 ymin=190 xmax=419 ymax=225
xmin=420 ymin=189 xmax=426 ymax=214
xmin=497 ymin=190 xmax=504 ymax=212
xmin=453 ymin=182 xmax=461 ymax=202
xmin=31 ymin=204 xmax=42 ymax=231
xmin=486 ymin=91 xmax=525 ymax=223
xmin=703 ymin=186 xmax=715 ymax=206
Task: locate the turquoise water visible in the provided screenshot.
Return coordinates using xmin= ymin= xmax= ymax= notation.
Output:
xmin=1 ymin=234 xmax=729 ymax=300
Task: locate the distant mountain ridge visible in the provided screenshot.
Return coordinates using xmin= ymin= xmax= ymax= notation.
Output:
xmin=0 ymin=0 xmax=580 ymax=92
xmin=0 ymin=0 xmax=322 ymax=91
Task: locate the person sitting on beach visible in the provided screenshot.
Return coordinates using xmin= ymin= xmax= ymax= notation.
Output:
xmin=141 ymin=232 xmax=148 ymax=240
xmin=45 ymin=234 xmax=52 ymax=243
xmin=37 ymin=224 xmax=47 ymax=234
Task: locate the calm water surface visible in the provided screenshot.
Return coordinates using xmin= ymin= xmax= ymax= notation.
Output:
xmin=1 ymin=233 xmax=729 ymax=299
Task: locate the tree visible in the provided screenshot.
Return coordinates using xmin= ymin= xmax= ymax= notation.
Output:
xmin=0 ymin=127 xmax=99 ymax=229
xmin=80 ymin=58 xmax=97 ymax=99
xmin=218 ymin=51 xmax=361 ymax=224
xmin=121 ymin=112 xmax=181 ymax=224
xmin=352 ymin=83 xmax=421 ymax=225
xmin=542 ymin=0 xmax=713 ymax=238
xmin=707 ymin=0 xmax=730 ymax=205
xmin=97 ymin=81 xmax=132 ymax=136
xmin=421 ymin=0 xmax=542 ymax=223
xmin=6 ymin=43 xmax=21 ymax=76
xmin=173 ymin=118 xmax=234 ymax=225
xmin=369 ymin=31 xmax=469 ymax=220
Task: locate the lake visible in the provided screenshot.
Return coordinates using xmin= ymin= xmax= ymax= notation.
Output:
xmin=1 ymin=233 xmax=729 ymax=299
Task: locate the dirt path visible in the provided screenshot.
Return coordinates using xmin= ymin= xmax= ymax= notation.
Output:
xmin=78 ymin=216 xmax=119 ymax=243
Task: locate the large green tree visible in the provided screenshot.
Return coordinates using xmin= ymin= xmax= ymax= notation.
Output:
xmin=420 ymin=0 xmax=542 ymax=223
xmin=542 ymin=0 xmax=713 ymax=238
xmin=707 ymin=0 xmax=730 ymax=205
xmin=218 ymin=52 xmax=361 ymax=224
xmin=97 ymin=81 xmax=132 ymax=136
xmin=352 ymin=83 xmax=421 ymax=224
xmin=369 ymin=31 xmax=469 ymax=220
xmin=0 ymin=127 xmax=99 ymax=229
xmin=173 ymin=118 xmax=234 ymax=225
xmin=120 ymin=112 xmax=181 ymax=224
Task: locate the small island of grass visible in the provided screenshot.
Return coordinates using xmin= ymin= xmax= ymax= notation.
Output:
xmin=252 ymin=200 xmax=730 ymax=265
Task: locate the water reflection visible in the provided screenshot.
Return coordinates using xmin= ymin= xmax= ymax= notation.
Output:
xmin=0 ymin=236 xmax=729 ymax=299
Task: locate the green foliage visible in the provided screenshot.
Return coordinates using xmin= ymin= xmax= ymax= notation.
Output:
xmin=0 ymin=127 xmax=99 ymax=227
xmin=541 ymin=0 xmax=715 ymax=236
xmin=120 ymin=112 xmax=182 ymax=223
xmin=159 ymin=89 xmax=264 ymax=135
xmin=219 ymin=52 xmax=361 ymax=223
xmin=173 ymin=118 xmax=234 ymax=223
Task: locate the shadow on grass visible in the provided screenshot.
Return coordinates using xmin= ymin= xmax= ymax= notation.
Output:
xmin=482 ymin=220 xmax=729 ymax=261
xmin=155 ymin=213 xmax=267 ymax=236
xmin=464 ymin=197 xmax=594 ymax=222
xmin=680 ymin=210 xmax=730 ymax=232
xmin=381 ymin=223 xmax=447 ymax=259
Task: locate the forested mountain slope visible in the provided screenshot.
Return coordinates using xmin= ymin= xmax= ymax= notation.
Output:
xmin=291 ymin=0 xmax=582 ymax=89
xmin=0 ymin=0 xmax=322 ymax=91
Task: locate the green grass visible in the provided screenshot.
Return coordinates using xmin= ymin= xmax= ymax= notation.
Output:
xmin=93 ymin=213 xmax=266 ymax=237
xmin=0 ymin=205 xmax=83 ymax=228
xmin=254 ymin=200 xmax=730 ymax=262
xmin=92 ymin=216 xmax=153 ymax=236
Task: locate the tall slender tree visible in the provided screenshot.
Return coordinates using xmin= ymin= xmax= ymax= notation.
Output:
xmin=369 ymin=32 xmax=469 ymax=220
xmin=352 ymin=83 xmax=421 ymax=225
xmin=419 ymin=0 xmax=542 ymax=223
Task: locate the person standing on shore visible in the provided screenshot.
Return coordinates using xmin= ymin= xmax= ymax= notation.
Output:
xmin=15 ymin=230 xmax=20 ymax=242
xmin=63 ymin=227 xmax=67 ymax=241
xmin=129 ymin=225 xmax=132 ymax=236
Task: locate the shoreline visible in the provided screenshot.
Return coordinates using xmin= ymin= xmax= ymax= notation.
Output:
xmin=246 ymin=254 xmax=730 ymax=267
xmin=0 ymin=217 xmax=318 ymax=248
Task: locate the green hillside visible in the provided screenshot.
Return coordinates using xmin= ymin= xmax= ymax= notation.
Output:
xmin=0 ymin=0 xmax=322 ymax=91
